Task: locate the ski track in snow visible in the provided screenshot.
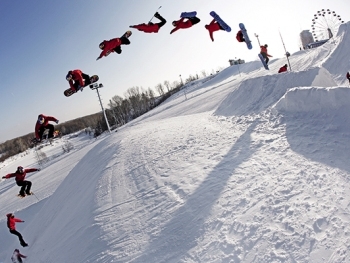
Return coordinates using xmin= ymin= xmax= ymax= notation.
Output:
xmin=0 ymin=22 xmax=350 ymax=263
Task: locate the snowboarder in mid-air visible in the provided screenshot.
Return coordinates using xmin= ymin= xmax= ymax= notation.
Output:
xmin=34 ymin=114 xmax=59 ymax=143
xmin=170 ymin=15 xmax=200 ymax=34
xmin=2 ymin=166 xmax=40 ymax=197
xmin=205 ymin=18 xmax=225 ymax=42
xmin=66 ymin=69 xmax=98 ymax=93
xmin=6 ymin=213 xmax=28 ymax=247
xmin=11 ymin=249 xmax=27 ymax=263
xmin=278 ymin=64 xmax=288 ymax=73
xmin=260 ymin=44 xmax=273 ymax=65
xmin=97 ymin=31 xmax=132 ymax=60
xmin=130 ymin=12 xmax=167 ymax=33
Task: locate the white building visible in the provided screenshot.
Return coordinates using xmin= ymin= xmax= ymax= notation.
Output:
xmin=300 ymin=30 xmax=314 ymax=49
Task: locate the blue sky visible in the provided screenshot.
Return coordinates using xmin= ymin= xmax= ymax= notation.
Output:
xmin=0 ymin=0 xmax=348 ymax=142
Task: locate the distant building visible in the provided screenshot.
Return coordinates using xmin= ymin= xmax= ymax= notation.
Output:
xmin=229 ymin=59 xmax=245 ymax=66
xmin=307 ymin=39 xmax=328 ymax=49
xmin=300 ymin=30 xmax=314 ymax=49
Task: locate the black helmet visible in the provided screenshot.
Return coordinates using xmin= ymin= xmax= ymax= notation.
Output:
xmin=264 ymin=44 xmax=268 ymax=47
xmin=285 ymin=64 xmax=288 ymax=67
xmin=17 ymin=166 xmax=24 ymax=173
xmin=99 ymin=42 xmax=105 ymax=50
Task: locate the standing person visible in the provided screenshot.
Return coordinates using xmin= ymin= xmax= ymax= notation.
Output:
xmin=205 ymin=18 xmax=225 ymax=41
xmin=66 ymin=69 xmax=97 ymax=93
xmin=97 ymin=31 xmax=132 ymax=60
xmin=278 ymin=64 xmax=288 ymax=73
xmin=2 ymin=166 xmax=40 ymax=197
xmin=130 ymin=12 xmax=167 ymax=33
xmin=260 ymin=44 xmax=273 ymax=65
xmin=35 ymin=114 xmax=59 ymax=142
xmin=346 ymin=72 xmax=350 ymax=83
xmin=6 ymin=213 xmax=28 ymax=247
xmin=170 ymin=16 xmax=200 ymax=34
xmin=11 ymin=249 xmax=27 ymax=263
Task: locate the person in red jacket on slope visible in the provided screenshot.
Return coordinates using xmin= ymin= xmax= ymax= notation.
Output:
xmin=278 ymin=64 xmax=288 ymax=73
xmin=11 ymin=249 xmax=27 ymax=263
xmin=170 ymin=16 xmax=200 ymax=34
xmin=2 ymin=166 xmax=40 ymax=197
xmin=205 ymin=18 xmax=225 ymax=42
xmin=6 ymin=213 xmax=28 ymax=247
xmin=260 ymin=44 xmax=273 ymax=65
xmin=34 ymin=114 xmax=59 ymax=142
xmin=130 ymin=12 xmax=167 ymax=33
xmin=97 ymin=31 xmax=132 ymax=60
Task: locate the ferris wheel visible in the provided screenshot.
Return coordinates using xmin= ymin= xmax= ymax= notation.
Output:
xmin=311 ymin=9 xmax=344 ymax=41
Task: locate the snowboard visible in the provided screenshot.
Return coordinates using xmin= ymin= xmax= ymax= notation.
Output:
xmin=258 ymin=54 xmax=269 ymax=70
xmin=121 ymin=30 xmax=132 ymax=38
xmin=209 ymin=11 xmax=231 ymax=32
xmin=239 ymin=23 xmax=252 ymax=49
xmin=181 ymin=11 xmax=197 ymax=18
xmin=17 ymin=192 xmax=33 ymax=198
xmin=64 ymin=75 xmax=99 ymax=97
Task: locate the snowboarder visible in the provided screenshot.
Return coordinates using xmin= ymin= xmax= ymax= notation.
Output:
xmin=11 ymin=249 xmax=27 ymax=263
xmin=34 ymin=114 xmax=59 ymax=142
xmin=205 ymin=18 xmax=225 ymax=42
xmin=130 ymin=12 xmax=167 ymax=33
xmin=2 ymin=166 xmax=40 ymax=197
xmin=260 ymin=44 xmax=273 ymax=65
xmin=346 ymin=72 xmax=350 ymax=83
xmin=97 ymin=31 xmax=132 ymax=60
xmin=6 ymin=213 xmax=28 ymax=247
xmin=170 ymin=16 xmax=200 ymax=34
xmin=236 ymin=30 xmax=245 ymax=42
xmin=278 ymin=64 xmax=288 ymax=73
xmin=66 ymin=69 xmax=95 ymax=93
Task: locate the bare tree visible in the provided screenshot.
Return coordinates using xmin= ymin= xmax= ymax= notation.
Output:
xmin=155 ymin=83 xmax=165 ymax=96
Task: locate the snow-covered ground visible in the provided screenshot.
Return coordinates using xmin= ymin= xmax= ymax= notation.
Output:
xmin=1 ymin=22 xmax=350 ymax=263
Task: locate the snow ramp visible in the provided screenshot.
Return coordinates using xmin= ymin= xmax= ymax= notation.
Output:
xmin=214 ymin=67 xmax=336 ymax=117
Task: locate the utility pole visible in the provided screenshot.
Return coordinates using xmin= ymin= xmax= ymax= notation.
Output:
xmin=279 ymin=31 xmax=292 ymax=71
xmin=254 ymin=33 xmax=261 ymax=46
xmin=90 ymin=83 xmax=111 ymax=133
xmin=180 ymin=74 xmax=187 ymax=100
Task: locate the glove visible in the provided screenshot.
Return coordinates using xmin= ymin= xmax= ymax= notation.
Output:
xmin=55 ymin=120 xmax=59 ymax=124
xmin=2 ymin=176 xmax=5 ymax=179
xmin=96 ymin=57 xmax=101 ymax=61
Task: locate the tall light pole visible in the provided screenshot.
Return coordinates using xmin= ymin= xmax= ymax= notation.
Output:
xmin=179 ymin=74 xmax=187 ymax=99
xmin=254 ymin=33 xmax=261 ymax=46
xmin=90 ymin=83 xmax=111 ymax=133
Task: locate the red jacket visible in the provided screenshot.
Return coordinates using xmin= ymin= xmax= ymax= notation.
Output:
xmin=170 ymin=18 xmax=193 ymax=34
xmin=260 ymin=46 xmax=272 ymax=57
xmin=278 ymin=65 xmax=288 ymax=73
xmin=4 ymin=168 xmax=38 ymax=183
xmin=68 ymin=69 xmax=85 ymax=90
xmin=35 ymin=114 xmax=58 ymax=139
xmin=236 ymin=31 xmax=244 ymax=42
xmin=7 ymin=214 xmax=24 ymax=230
xmin=98 ymin=38 xmax=122 ymax=59
xmin=205 ymin=19 xmax=222 ymax=42
xmin=132 ymin=23 xmax=159 ymax=33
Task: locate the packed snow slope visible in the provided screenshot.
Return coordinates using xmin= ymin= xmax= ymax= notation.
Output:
xmin=1 ymin=22 xmax=350 ymax=263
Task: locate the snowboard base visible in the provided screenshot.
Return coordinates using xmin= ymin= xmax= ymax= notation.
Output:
xmin=258 ymin=54 xmax=269 ymax=70
xmin=181 ymin=11 xmax=197 ymax=18
xmin=210 ymin=11 xmax=231 ymax=32
xmin=17 ymin=192 xmax=33 ymax=198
